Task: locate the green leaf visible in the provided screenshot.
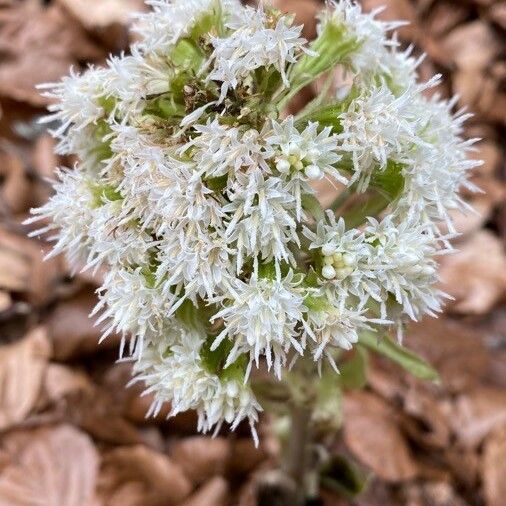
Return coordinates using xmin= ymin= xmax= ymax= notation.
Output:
xmin=338 ymin=347 xmax=368 ymax=390
xmin=358 ymin=331 xmax=440 ymax=382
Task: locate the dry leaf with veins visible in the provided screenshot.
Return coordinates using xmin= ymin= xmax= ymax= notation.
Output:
xmin=0 ymin=425 xmax=99 ymax=506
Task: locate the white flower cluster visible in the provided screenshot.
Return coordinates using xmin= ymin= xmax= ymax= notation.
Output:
xmin=29 ymin=0 xmax=479 ymax=441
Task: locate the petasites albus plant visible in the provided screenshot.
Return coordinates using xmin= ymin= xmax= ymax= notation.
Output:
xmin=28 ymin=0 xmax=480 ymax=500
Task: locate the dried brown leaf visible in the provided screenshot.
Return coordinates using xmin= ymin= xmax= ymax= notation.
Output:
xmin=180 ymin=477 xmax=229 ymax=506
xmin=448 ymin=387 xmax=506 ymax=448
xmin=0 ymin=3 xmax=103 ymax=106
xmin=56 ymin=0 xmax=144 ymax=29
xmin=0 ymin=425 xmax=99 ymax=506
xmin=45 ymin=287 xmax=119 ymax=360
xmin=0 ymin=290 xmax=11 ymax=312
xmin=0 ymin=327 xmax=51 ymax=431
xmin=0 ymin=147 xmax=31 ymax=214
xmin=438 ymin=231 xmax=506 ymax=315
xmin=99 ymin=445 xmax=192 ymax=505
xmin=0 ymin=226 xmax=64 ymax=304
xmin=41 ymin=363 xmax=93 ymax=405
xmin=483 ymin=427 xmax=506 ymax=506
xmin=442 ymin=21 xmax=501 ymax=71
xmin=343 ymin=391 xmax=418 ymax=482
xmin=171 ymin=436 xmax=231 ymax=485
xmin=405 ymin=317 xmax=489 ymax=392
xmin=362 ymin=0 xmax=417 ymax=41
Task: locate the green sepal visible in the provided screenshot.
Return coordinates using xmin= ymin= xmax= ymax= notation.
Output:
xmin=204 ymin=174 xmax=228 ymax=192
xmin=144 ymin=94 xmax=186 ymax=120
xmin=88 ymin=182 xmax=122 ymax=208
xmin=175 ymin=299 xmax=206 ymax=333
xmin=340 ymin=160 xmax=405 ymax=229
xmin=359 ymin=331 xmax=440 ymax=382
xmin=301 ymin=193 xmax=325 ymax=222
xmin=200 ymin=336 xmax=247 ymax=382
xmin=171 ymin=38 xmax=205 ymax=72
xmin=278 ymin=20 xmax=360 ymax=110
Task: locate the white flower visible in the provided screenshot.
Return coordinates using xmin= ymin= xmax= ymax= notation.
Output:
xmin=210 ymin=271 xmax=307 ymax=379
xmin=206 ymin=6 xmax=308 ymax=101
xmin=223 ymin=168 xmax=299 ymax=271
xmin=91 ymin=266 xmax=175 ymax=357
xmin=85 ymin=199 xmax=154 ymax=271
xmin=156 ymin=226 xmax=235 ymax=301
xmin=25 ymin=168 xmax=95 ymax=269
xmin=133 ymin=327 xmax=261 ymax=443
xmin=266 ymin=117 xmax=346 ymax=218
xmin=320 ymin=0 xmax=405 ymax=77
xmin=38 ymin=67 xmax=112 ymax=140
xmin=338 ymin=83 xmax=425 ymax=191
xmin=304 ymin=301 xmax=379 ymax=369
xmin=133 ymin=0 xmax=239 ymax=54
xmin=181 ymin=119 xmax=269 ymax=180
xmin=363 ymin=216 xmax=446 ymax=322
xmin=399 ymin=95 xmax=482 ymax=230
xmin=105 ymin=49 xmax=173 ymax=118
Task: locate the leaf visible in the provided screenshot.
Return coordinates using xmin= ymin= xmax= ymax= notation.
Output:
xmin=0 ymin=425 xmax=99 ymax=506
xmin=359 ymin=331 xmax=439 ymax=382
xmin=99 ymin=445 xmax=192 ymax=505
xmin=180 ymin=477 xmax=229 ymax=506
xmin=0 ymin=327 xmax=51 ymax=431
xmin=338 ymin=347 xmax=368 ymax=390
xmin=343 ymin=391 xmax=419 ymax=482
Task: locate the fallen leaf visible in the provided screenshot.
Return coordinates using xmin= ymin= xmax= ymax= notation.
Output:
xmin=447 ymin=387 xmax=506 ymax=448
xmin=229 ymin=438 xmax=267 ymax=477
xmin=425 ymin=1 xmax=469 ymax=37
xmin=0 ymin=2 xmax=103 ymax=106
xmin=56 ymin=0 xmax=144 ymax=29
xmin=99 ymin=445 xmax=192 ymax=505
xmin=343 ymin=391 xmax=418 ymax=482
xmin=405 ymin=317 xmax=490 ymax=392
xmin=0 ymin=290 xmax=11 ymax=312
xmin=0 ymin=327 xmax=51 ymax=431
xmin=180 ymin=477 xmax=229 ymax=506
xmin=0 ymin=425 xmax=99 ymax=506
xmin=171 ymin=436 xmax=231 ymax=485
xmin=0 ymin=146 xmax=31 ymax=214
xmin=41 ymin=363 xmax=93 ymax=405
xmin=45 ymin=286 xmax=120 ymax=359
xmin=0 ymin=226 xmax=64 ymax=304
xmin=442 ymin=21 xmax=501 ymax=71
xmin=438 ymin=231 xmax=506 ymax=315
xmin=483 ymin=427 xmax=506 ymax=506
xmin=489 ymin=3 xmax=506 ymax=30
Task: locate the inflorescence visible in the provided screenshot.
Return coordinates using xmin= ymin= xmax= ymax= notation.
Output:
xmin=28 ymin=0 xmax=481 ymax=443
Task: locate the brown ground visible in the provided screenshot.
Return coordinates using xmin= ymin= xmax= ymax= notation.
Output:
xmin=0 ymin=1 xmax=504 ymax=505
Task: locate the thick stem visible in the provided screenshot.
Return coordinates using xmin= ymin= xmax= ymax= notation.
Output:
xmin=283 ymin=404 xmax=312 ymax=505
